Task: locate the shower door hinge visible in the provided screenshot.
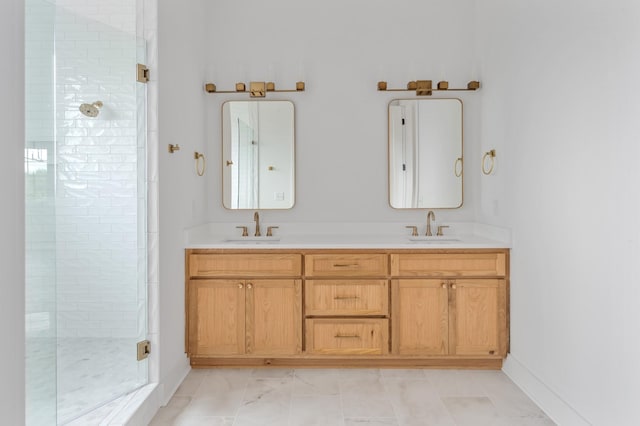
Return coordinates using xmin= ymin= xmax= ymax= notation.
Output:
xmin=137 ymin=340 xmax=151 ymax=360
xmin=137 ymin=64 xmax=150 ymax=83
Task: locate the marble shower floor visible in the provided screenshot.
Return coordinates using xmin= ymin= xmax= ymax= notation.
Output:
xmin=57 ymin=337 xmax=146 ymax=423
xmin=27 ymin=337 xmax=146 ymax=425
xmin=150 ymin=368 xmax=556 ymax=426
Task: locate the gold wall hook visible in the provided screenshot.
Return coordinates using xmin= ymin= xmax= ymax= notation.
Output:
xmin=168 ymin=144 xmax=180 ymax=153
xmin=194 ymin=152 xmax=206 ymax=176
xmin=482 ymin=149 xmax=496 ymax=175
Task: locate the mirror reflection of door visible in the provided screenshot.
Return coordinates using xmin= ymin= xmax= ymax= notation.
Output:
xmin=233 ymin=118 xmax=257 ymax=209
xmin=222 ymin=100 xmax=295 ymax=209
xmin=389 ymin=98 xmax=463 ymax=209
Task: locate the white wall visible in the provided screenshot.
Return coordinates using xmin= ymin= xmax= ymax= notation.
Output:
xmin=157 ymin=0 xmax=209 ymax=404
xmin=204 ymin=0 xmax=481 ymax=225
xmin=477 ymin=1 xmax=640 ymax=424
xmin=158 ymin=1 xmax=640 ymax=423
xmin=0 ymin=1 xmax=25 ymax=424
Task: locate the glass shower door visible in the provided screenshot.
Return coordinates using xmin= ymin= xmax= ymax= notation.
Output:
xmin=25 ymin=0 xmax=148 ymax=423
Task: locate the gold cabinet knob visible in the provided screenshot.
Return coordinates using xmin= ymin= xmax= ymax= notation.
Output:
xmin=441 ymin=283 xmax=447 ymax=289
xmin=247 ymin=283 xmax=253 ymax=289
xmin=451 ymin=283 xmax=457 ymax=289
xmin=238 ymin=283 xmax=244 ymax=289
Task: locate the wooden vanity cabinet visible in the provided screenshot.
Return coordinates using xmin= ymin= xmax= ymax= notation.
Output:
xmin=186 ymin=252 xmax=302 ymax=360
xmin=186 ymin=249 xmax=509 ymax=368
xmin=391 ymin=252 xmax=508 ymax=358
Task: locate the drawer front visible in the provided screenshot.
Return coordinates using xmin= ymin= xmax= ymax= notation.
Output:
xmin=305 ymin=254 xmax=388 ymax=277
xmin=305 ymin=280 xmax=389 ymax=316
xmin=189 ymin=254 xmax=302 ymax=278
xmin=390 ymin=252 xmax=506 ymax=277
xmin=305 ymin=319 xmax=389 ymax=355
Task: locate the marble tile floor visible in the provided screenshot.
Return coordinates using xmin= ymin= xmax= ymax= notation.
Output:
xmin=150 ymin=368 xmax=556 ymax=426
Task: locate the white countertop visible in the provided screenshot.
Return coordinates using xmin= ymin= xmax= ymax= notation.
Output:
xmin=184 ymin=222 xmax=511 ymax=250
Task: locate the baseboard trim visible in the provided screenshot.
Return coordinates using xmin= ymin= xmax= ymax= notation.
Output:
xmin=190 ymin=356 xmax=503 ymax=369
xmin=502 ymin=354 xmax=591 ymax=426
xmin=161 ymin=360 xmax=191 ymax=406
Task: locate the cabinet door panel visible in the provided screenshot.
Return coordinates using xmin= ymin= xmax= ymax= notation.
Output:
xmin=305 ymin=254 xmax=388 ymax=277
xmin=189 ymin=279 xmax=245 ymax=356
xmin=391 ymin=253 xmax=506 ymax=277
xmin=189 ymin=254 xmax=302 ymax=278
xmin=305 ymin=280 xmax=389 ymax=316
xmin=247 ymin=279 xmax=302 ymax=355
xmin=305 ymin=318 xmax=389 ymax=355
xmin=450 ymin=279 xmax=505 ymax=356
xmin=392 ymin=279 xmax=448 ymax=355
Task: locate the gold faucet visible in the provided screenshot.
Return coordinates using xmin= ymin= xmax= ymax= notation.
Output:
xmin=253 ymin=211 xmax=261 ymax=237
xmin=426 ymin=210 xmax=435 ymax=236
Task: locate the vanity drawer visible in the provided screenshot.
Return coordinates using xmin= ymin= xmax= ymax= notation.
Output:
xmin=305 ymin=280 xmax=389 ymax=316
xmin=390 ymin=252 xmax=506 ymax=278
xmin=188 ymin=253 xmax=302 ymax=278
xmin=305 ymin=318 xmax=389 ymax=355
xmin=304 ymin=254 xmax=388 ymax=277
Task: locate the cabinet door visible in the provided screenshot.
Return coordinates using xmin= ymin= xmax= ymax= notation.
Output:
xmin=188 ymin=279 xmax=245 ymax=356
xmin=246 ymin=279 xmax=302 ymax=355
xmin=450 ymin=279 xmax=506 ymax=356
xmin=392 ymin=279 xmax=449 ymax=355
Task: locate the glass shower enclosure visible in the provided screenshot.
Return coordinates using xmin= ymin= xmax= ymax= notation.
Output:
xmin=25 ymin=0 xmax=148 ymax=423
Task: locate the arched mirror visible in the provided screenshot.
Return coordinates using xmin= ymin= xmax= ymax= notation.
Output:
xmin=388 ymin=98 xmax=463 ymax=209
xmin=222 ymin=100 xmax=295 ymax=209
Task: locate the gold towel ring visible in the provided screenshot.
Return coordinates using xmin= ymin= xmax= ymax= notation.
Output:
xmin=194 ymin=152 xmax=206 ymax=176
xmin=454 ymin=157 xmax=463 ymax=177
xmin=482 ymin=150 xmax=496 ymax=175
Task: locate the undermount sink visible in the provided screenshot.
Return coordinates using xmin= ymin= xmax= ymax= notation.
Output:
xmin=223 ymin=237 xmax=281 ymax=244
xmin=408 ymin=236 xmax=460 ymax=243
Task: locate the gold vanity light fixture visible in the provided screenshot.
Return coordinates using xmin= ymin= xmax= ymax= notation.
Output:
xmin=377 ymin=79 xmax=480 ymax=95
xmin=204 ymin=80 xmax=306 ymax=97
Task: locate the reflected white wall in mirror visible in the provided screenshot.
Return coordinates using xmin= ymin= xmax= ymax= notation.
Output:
xmin=222 ymin=100 xmax=295 ymax=209
xmin=389 ymin=98 xmax=463 ymax=209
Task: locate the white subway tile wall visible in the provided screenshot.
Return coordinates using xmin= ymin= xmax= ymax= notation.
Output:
xmin=52 ymin=0 xmax=143 ymax=340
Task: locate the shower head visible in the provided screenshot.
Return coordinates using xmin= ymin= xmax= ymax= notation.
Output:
xmin=79 ymin=101 xmax=103 ymax=118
